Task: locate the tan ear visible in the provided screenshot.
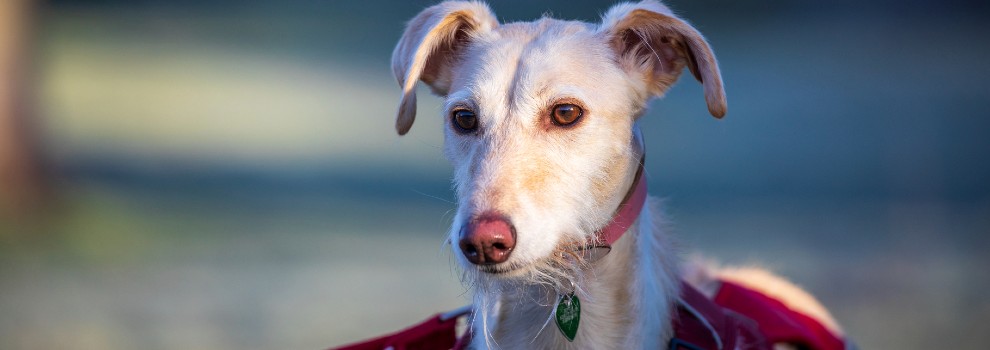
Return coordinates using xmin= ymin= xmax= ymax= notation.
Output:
xmin=391 ymin=1 xmax=498 ymax=135
xmin=600 ymin=1 xmax=726 ymax=118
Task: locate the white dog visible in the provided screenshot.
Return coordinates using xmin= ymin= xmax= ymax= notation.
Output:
xmin=383 ymin=1 xmax=850 ymax=349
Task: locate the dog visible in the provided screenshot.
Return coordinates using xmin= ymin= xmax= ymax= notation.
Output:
xmin=386 ymin=1 xmax=849 ymax=349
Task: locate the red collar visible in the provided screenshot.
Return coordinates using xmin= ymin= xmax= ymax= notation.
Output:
xmin=573 ymin=153 xmax=647 ymax=263
xmin=593 ymin=156 xmax=648 ymax=247
xmin=588 ymin=127 xmax=648 ymax=253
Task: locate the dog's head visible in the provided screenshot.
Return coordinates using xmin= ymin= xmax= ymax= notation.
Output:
xmin=391 ymin=0 xmax=725 ymax=289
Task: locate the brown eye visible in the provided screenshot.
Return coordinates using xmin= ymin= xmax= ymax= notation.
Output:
xmin=551 ymin=104 xmax=583 ymax=126
xmin=452 ymin=109 xmax=478 ymax=133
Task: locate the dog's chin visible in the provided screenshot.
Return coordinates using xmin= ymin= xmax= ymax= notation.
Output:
xmin=474 ymin=261 xmax=531 ymax=278
xmin=462 ymin=254 xmax=582 ymax=289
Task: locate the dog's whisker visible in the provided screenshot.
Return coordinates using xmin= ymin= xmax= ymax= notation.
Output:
xmin=531 ymin=307 xmax=556 ymax=344
xmin=439 ymin=208 xmax=457 ymax=224
xmin=410 ymin=189 xmax=455 ymax=204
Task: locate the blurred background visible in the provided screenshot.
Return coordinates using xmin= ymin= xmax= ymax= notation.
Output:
xmin=1 ymin=0 xmax=988 ymax=349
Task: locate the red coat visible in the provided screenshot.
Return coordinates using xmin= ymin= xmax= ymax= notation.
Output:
xmin=332 ymin=280 xmax=849 ymax=350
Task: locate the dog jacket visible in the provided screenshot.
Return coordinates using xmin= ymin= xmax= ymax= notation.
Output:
xmin=331 ymin=280 xmax=850 ymax=350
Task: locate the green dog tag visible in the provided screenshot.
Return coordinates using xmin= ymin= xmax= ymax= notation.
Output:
xmin=555 ymin=293 xmax=581 ymax=342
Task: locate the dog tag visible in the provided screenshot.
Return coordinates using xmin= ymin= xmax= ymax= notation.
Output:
xmin=555 ymin=293 xmax=581 ymax=342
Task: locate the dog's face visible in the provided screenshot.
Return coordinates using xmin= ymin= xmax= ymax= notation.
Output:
xmin=392 ymin=1 xmax=725 ymax=287
xmin=441 ymin=20 xmax=644 ymax=279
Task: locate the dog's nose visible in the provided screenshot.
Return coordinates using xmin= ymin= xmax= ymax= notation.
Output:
xmin=459 ymin=214 xmax=516 ymax=265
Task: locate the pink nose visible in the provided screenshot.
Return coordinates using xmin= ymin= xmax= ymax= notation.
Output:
xmin=459 ymin=214 xmax=516 ymax=265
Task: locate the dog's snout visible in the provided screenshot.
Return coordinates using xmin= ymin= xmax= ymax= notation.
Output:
xmin=459 ymin=213 xmax=516 ymax=265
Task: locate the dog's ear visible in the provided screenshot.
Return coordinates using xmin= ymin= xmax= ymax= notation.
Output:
xmin=391 ymin=1 xmax=499 ymax=135
xmin=600 ymin=1 xmax=726 ymax=118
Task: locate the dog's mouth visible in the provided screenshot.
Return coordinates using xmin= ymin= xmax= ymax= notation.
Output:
xmin=476 ymin=261 xmax=529 ymax=275
xmin=471 ymin=243 xmax=609 ymax=278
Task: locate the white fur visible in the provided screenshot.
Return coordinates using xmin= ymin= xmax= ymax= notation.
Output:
xmin=390 ymin=1 xmax=839 ymax=349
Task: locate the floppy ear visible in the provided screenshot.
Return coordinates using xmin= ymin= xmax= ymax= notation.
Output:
xmin=391 ymin=1 xmax=498 ymax=135
xmin=600 ymin=1 xmax=726 ymax=118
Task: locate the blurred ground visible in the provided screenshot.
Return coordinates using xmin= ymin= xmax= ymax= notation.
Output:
xmin=1 ymin=1 xmax=989 ymax=349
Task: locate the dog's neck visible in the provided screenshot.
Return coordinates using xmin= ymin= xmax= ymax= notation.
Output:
xmin=476 ymin=207 xmax=680 ymax=349
xmin=473 ymin=143 xmax=681 ymax=349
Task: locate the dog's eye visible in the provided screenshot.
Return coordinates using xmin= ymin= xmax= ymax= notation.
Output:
xmin=551 ymin=104 xmax=583 ymax=126
xmin=452 ymin=109 xmax=478 ymax=133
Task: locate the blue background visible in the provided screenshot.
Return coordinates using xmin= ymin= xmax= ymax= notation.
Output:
xmin=2 ymin=1 xmax=988 ymax=349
